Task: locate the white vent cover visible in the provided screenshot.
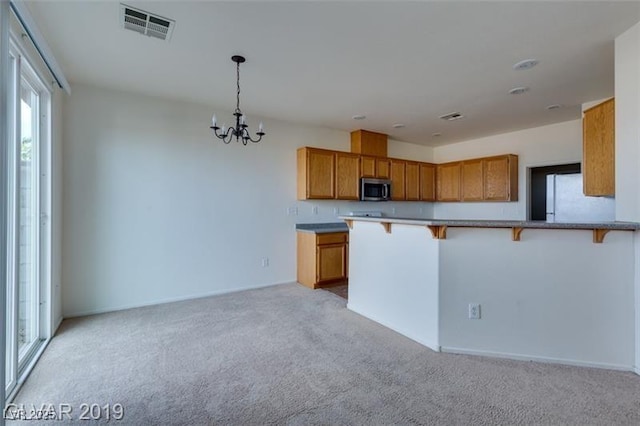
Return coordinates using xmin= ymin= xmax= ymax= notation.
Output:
xmin=120 ymin=4 xmax=175 ymax=41
xmin=439 ymin=112 xmax=464 ymax=121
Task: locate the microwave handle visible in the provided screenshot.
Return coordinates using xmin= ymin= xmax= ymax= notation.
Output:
xmin=383 ymin=184 xmax=388 ymax=199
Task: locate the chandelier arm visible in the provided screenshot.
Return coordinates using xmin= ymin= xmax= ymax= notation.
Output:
xmin=246 ymin=133 xmax=264 ymax=143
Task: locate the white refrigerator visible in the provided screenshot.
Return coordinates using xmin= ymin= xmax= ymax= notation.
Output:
xmin=546 ymin=173 xmax=615 ymax=223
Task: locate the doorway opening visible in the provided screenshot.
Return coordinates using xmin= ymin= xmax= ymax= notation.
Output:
xmin=529 ymin=163 xmax=581 ymax=221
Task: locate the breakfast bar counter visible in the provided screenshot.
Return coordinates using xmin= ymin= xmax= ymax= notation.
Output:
xmin=338 ymin=215 xmax=639 ymax=370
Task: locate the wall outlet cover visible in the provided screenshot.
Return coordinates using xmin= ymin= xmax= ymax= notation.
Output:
xmin=468 ymin=303 xmax=481 ymax=319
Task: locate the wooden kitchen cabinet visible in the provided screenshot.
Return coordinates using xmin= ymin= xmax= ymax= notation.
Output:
xmin=461 ymin=159 xmax=484 ymax=201
xmin=297 ymin=231 xmax=348 ymax=289
xmin=390 ymin=159 xmax=406 ymax=200
xmin=483 ymin=155 xmax=518 ymax=201
xmin=419 ymin=163 xmax=436 ymax=201
xmin=336 ymin=152 xmax=360 ymax=200
xmin=351 ymin=130 xmax=388 ymax=157
xmin=360 ymin=155 xmax=391 ymax=180
xmin=297 ymin=147 xmax=335 ymax=200
xmin=405 ymin=161 xmax=420 ymax=201
xmin=360 ymin=156 xmax=377 ymax=178
xmin=376 ymin=159 xmax=391 ymax=179
xmin=583 ymin=98 xmax=615 ymax=196
xmin=436 ymin=162 xmax=462 ymax=201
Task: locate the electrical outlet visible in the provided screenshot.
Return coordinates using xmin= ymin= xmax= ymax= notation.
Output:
xmin=287 ymin=207 xmax=298 ymax=216
xmin=391 ymin=207 xmax=396 ymax=215
xmin=468 ymin=303 xmax=481 ymax=319
xmin=334 ymin=207 xmax=340 ymax=215
xmin=312 ymin=206 xmax=318 ymax=214
xmin=261 ymin=258 xmax=269 ymax=267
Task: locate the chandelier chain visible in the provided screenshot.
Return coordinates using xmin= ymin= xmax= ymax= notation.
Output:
xmin=236 ymin=60 xmax=241 ymax=114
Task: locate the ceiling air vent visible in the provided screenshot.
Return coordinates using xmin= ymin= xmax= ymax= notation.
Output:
xmin=120 ymin=4 xmax=175 ymax=41
xmin=439 ymin=112 xmax=464 ymax=121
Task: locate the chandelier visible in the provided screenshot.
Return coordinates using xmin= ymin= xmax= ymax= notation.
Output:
xmin=210 ymin=55 xmax=265 ymax=145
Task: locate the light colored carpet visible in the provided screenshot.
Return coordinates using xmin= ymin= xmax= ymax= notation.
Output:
xmin=10 ymin=283 xmax=640 ymax=425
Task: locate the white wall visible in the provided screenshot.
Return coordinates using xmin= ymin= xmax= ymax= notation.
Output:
xmin=347 ymin=221 xmax=439 ymax=350
xmin=615 ymin=21 xmax=640 ymax=374
xmin=439 ymin=227 xmax=635 ymax=369
xmin=61 ymin=84 xmax=434 ymax=316
xmin=432 ymin=120 xmax=583 ymax=220
xmin=615 ymin=22 xmax=640 ymax=223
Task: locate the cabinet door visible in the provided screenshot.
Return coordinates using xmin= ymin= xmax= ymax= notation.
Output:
xmin=461 ymin=159 xmax=484 ymax=201
xmin=419 ymin=163 xmax=436 ymax=201
xmin=390 ymin=160 xmax=406 ymax=200
xmin=317 ymin=244 xmax=347 ymax=282
xmin=405 ymin=162 xmax=420 ymax=201
xmin=436 ymin=162 xmax=461 ymax=201
xmin=336 ymin=153 xmax=360 ymax=200
xmin=583 ymin=98 xmax=615 ymax=196
xmin=376 ymin=159 xmax=391 ymax=179
xmin=305 ymin=149 xmax=335 ymax=199
xmin=483 ymin=156 xmax=514 ymax=201
xmin=361 ymin=156 xmax=376 ymax=178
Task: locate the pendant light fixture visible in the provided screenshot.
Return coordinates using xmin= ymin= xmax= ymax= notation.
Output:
xmin=210 ymin=55 xmax=265 ymax=145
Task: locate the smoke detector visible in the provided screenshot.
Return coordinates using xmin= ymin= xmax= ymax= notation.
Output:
xmin=120 ymin=4 xmax=175 ymax=41
xmin=439 ymin=112 xmax=464 ymax=121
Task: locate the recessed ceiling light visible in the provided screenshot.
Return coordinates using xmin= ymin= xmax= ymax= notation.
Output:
xmin=392 ymin=123 xmax=405 ymax=129
xmin=509 ymin=86 xmax=530 ymax=95
xmin=546 ymin=104 xmax=562 ymax=110
xmin=432 ymin=132 xmax=442 ymax=137
xmin=352 ymin=115 xmax=366 ymax=120
xmin=439 ymin=112 xmax=464 ymax=121
xmin=513 ymin=59 xmax=539 ymax=71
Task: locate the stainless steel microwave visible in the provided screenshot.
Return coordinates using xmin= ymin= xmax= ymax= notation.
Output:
xmin=360 ymin=178 xmax=392 ymax=201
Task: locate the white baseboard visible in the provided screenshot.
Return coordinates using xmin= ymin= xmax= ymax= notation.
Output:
xmin=347 ymin=303 xmax=440 ymax=352
xmin=441 ymin=346 xmax=634 ymax=372
xmin=63 ymin=281 xmax=294 ymax=318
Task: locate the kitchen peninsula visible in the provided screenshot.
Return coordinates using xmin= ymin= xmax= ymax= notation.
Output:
xmin=340 ymin=215 xmax=640 ymax=370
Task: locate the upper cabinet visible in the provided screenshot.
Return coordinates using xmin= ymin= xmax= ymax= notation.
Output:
xmin=436 ymin=162 xmax=462 ymax=201
xmin=390 ymin=160 xmax=406 ymax=200
xmin=298 ymin=148 xmax=360 ymax=200
xmin=298 ymin=145 xmax=517 ymax=203
xmin=360 ymin=156 xmax=377 ymax=178
xmin=376 ymin=158 xmax=391 ymax=179
xmin=583 ymin=98 xmax=615 ymax=197
xmin=297 ymin=147 xmax=335 ymax=199
xmin=336 ymin=152 xmax=360 ymax=200
xmin=405 ymin=161 xmax=420 ymax=201
xmin=483 ymin=155 xmax=518 ymax=201
xmin=437 ymin=155 xmax=518 ymax=202
xmin=360 ymin=156 xmax=391 ymax=179
xmin=461 ymin=159 xmax=484 ymax=201
xmin=419 ymin=163 xmax=436 ymax=201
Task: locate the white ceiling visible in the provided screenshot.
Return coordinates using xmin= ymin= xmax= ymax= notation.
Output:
xmin=25 ymin=1 xmax=640 ymax=146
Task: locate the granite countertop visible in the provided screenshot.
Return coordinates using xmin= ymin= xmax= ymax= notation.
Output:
xmin=338 ymin=216 xmax=640 ymax=230
xmin=296 ymin=222 xmax=350 ymax=234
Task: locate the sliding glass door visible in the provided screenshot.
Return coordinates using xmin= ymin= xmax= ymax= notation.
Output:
xmin=4 ymin=39 xmax=51 ymax=400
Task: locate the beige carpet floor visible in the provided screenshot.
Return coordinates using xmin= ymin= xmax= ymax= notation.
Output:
xmin=10 ymin=283 xmax=640 ymax=425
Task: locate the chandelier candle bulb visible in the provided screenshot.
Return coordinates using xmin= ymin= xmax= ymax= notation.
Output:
xmin=212 ymin=115 xmax=216 ymax=127
xmin=259 ymin=122 xmax=264 ymax=132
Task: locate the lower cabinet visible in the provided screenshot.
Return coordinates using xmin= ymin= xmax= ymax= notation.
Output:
xmin=297 ymin=232 xmax=348 ymax=289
